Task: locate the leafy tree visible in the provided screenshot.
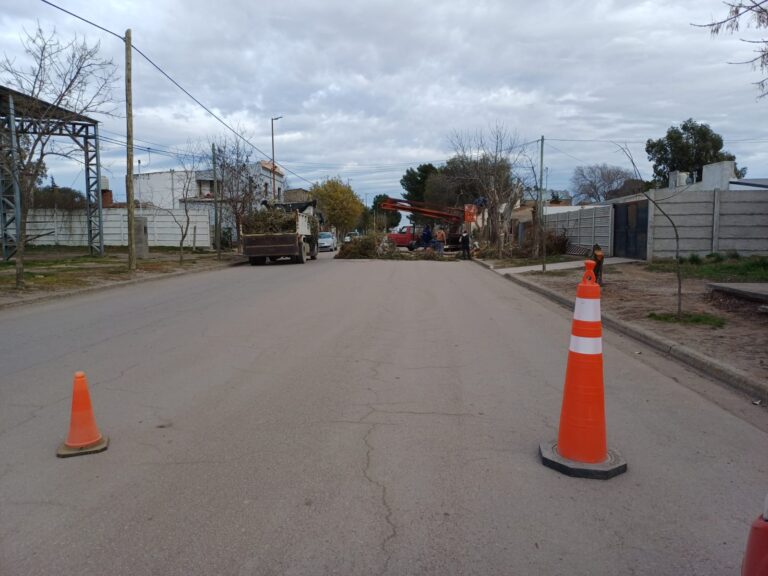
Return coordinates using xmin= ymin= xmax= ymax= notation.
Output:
xmin=400 ymin=164 xmax=437 ymax=204
xmin=310 ymin=177 xmax=364 ymax=236
xmin=424 ymin=171 xmax=459 ymax=207
xmin=703 ymin=2 xmax=768 ymax=97
xmin=645 ymin=119 xmax=746 ymax=185
xmin=372 ymin=194 xmax=401 ymax=229
xmin=570 ymin=164 xmax=634 ymax=203
xmin=1 ymin=25 xmax=117 ymax=288
xmin=33 ymin=182 xmax=86 ymax=210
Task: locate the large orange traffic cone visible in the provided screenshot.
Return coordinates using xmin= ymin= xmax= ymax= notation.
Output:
xmin=540 ymin=260 xmax=626 ymax=479
xmin=57 ymin=371 xmax=109 ymax=458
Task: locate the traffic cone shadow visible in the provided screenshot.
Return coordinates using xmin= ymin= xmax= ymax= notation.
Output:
xmin=539 ymin=260 xmax=627 ymax=479
xmin=57 ymin=371 xmax=109 ymax=458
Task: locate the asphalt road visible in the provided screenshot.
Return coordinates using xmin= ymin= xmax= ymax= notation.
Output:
xmin=1 ymin=252 xmax=766 ymax=575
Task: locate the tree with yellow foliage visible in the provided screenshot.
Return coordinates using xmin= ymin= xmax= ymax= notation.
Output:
xmin=310 ymin=177 xmax=364 ymax=237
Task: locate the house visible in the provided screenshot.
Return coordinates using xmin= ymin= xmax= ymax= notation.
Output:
xmin=133 ymin=160 xmax=286 ymax=210
xmin=284 ymin=188 xmax=312 ymax=203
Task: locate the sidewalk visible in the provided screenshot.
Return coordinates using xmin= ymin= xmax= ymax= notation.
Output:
xmin=475 ymin=257 xmax=768 ymax=403
xmin=494 ymin=257 xmax=636 ymax=275
xmin=0 ymin=252 xmax=245 ymax=310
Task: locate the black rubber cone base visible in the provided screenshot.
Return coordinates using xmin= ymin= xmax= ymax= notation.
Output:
xmin=539 ymin=440 xmax=627 ymax=480
xmin=57 ymin=436 xmax=109 ymax=458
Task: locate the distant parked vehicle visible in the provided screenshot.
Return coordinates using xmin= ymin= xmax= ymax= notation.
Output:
xmin=318 ymin=231 xmax=337 ymax=252
xmin=343 ymin=231 xmax=360 ymax=243
xmin=387 ymin=225 xmax=422 ymax=248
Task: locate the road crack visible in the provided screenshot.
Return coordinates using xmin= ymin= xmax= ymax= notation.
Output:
xmin=363 ymin=423 xmax=397 ymax=576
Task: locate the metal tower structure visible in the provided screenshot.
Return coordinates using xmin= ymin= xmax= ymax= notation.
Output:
xmin=0 ymin=85 xmax=104 ymax=260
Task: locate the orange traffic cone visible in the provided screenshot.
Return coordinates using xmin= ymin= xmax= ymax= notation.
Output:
xmin=57 ymin=371 xmax=109 ymax=458
xmin=540 ymin=260 xmax=626 ymax=479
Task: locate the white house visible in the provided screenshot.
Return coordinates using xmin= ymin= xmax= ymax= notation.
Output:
xmin=133 ymin=160 xmax=286 ymax=210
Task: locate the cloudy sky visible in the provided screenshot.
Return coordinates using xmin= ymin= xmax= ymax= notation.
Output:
xmin=1 ymin=0 xmax=767 ymax=202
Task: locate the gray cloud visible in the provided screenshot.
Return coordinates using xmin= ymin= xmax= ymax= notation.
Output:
xmin=1 ymin=0 xmax=765 ymax=198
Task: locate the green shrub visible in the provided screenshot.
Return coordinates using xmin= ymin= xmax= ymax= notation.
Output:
xmin=335 ymin=236 xmax=379 ymax=259
xmin=726 ymin=250 xmax=741 ymax=260
xmin=705 ymin=252 xmax=724 ymax=263
xmin=688 ymin=253 xmax=702 ymax=265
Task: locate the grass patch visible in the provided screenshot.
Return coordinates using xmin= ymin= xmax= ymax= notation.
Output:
xmin=646 ymin=255 xmax=768 ymax=282
xmin=648 ymin=311 xmax=726 ymax=328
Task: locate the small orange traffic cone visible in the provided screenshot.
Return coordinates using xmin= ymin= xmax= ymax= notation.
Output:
xmin=540 ymin=260 xmax=626 ymax=479
xmin=57 ymin=371 xmax=109 ymax=458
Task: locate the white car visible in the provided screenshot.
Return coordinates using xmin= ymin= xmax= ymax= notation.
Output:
xmin=318 ymin=231 xmax=337 ymax=252
xmin=343 ymin=231 xmax=360 ymax=243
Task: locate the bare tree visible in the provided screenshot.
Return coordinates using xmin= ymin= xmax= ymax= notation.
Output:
xmin=617 ymin=144 xmax=686 ymax=317
xmin=1 ymin=24 xmax=117 ymax=288
xmin=212 ymin=133 xmax=258 ymax=246
xmin=700 ymin=1 xmax=768 ymax=97
xmin=448 ymin=124 xmax=530 ymax=257
xmin=571 ymin=164 xmax=634 ymax=204
xmin=147 ymin=142 xmax=207 ymax=264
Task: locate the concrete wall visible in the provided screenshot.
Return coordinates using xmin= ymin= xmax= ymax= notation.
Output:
xmin=544 ymin=205 xmax=613 ymax=256
xmin=19 ymin=208 xmax=212 ymax=248
xmin=649 ymin=188 xmax=768 ymax=259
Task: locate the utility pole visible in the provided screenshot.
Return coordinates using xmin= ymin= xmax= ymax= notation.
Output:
xmin=271 ymin=116 xmax=282 ymax=201
xmin=125 ymin=29 xmax=136 ymax=271
xmin=539 ymin=135 xmax=546 ymax=272
xmin=212 ymin=143 xmax=220 ymax=259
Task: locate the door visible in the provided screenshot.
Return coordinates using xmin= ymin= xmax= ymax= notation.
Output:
xmin=613 ymin=201 xmax=648 ymax=259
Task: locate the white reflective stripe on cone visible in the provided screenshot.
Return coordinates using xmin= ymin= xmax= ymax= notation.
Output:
xmin=569 ymin=335 xmax=603 ymax=355
xmin=573 ymin=298 xmax=601 ymax=322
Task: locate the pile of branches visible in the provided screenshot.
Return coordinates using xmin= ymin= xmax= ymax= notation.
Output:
xmin=242 ymin=209 xmax=296 ymax=234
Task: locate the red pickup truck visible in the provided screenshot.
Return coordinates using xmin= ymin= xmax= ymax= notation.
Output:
xmin=387 ymin=225 xmax=422 ymax=248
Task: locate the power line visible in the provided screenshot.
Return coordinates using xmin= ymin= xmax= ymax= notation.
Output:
xmin=40 ymin=0 xmax=124 ymax=41
xmin=40 ymin=0 xmax=316 ymax=187
xmin=545 ymin=142 xmax=590 ymax=164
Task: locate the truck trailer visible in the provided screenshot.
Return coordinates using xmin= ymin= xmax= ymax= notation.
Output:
xmin=241 ymin=203 xmax=319 ymax=265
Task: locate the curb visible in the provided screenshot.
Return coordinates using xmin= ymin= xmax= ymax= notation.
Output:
xmin=474 ymin=259 xmax=768 ymax=402
xmin=0 ymin=257 xmax=247 ymax=312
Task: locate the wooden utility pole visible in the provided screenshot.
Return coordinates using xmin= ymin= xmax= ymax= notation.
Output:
xmin=125 ymin=29 xmax=136 ymax=271
xmin=539 ymin=135 xmax=546 ymax=272
xmin=212 ymin=143 xmax=220 ymax=259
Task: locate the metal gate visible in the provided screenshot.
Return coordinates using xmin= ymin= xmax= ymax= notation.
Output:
xmin=613 ymin=201 xmax=648 ymax=259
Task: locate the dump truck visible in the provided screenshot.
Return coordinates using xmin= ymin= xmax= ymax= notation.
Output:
xmin=241 ymin=201 xmax=319 ymax=265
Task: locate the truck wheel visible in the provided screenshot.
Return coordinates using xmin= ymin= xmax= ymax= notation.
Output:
xmin=297 ymin=244 xmax=306 ymax=264
xmin=249 ymin=257 xmax=266 ymax=266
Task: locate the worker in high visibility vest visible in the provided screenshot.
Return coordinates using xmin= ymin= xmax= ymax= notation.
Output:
xmin=591 ymin=244 xmax=604 ymax=286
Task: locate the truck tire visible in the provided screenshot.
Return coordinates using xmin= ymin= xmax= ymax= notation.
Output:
xmin=297 ymin=242 xmax=306 ymax=264
xmin=249 ymin=256 xmax=266 ymax=266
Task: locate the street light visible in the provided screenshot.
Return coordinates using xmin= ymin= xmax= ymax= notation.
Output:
xmin=271 ymin=116 xmax=282 ymax=201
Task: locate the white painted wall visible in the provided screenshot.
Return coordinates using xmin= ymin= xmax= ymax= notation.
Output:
xmin=19 ymin=208 xmax=212 ymax=248
xmin=544 ymin=205 xmax=613 ymax=256
xmin=649 ymin=188 xmax=768 ymax=258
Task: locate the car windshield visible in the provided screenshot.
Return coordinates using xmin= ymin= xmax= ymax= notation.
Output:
xmin=319 ymin=232 xmax=333 ymax=238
